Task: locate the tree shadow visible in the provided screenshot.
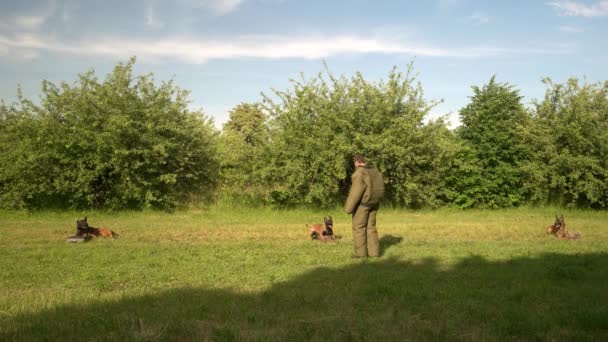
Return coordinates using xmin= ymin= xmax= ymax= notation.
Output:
xmin=379 ymin=234 xmax=403 ymax=256
xmin=2 ymin=253 xmax=608 ymax=340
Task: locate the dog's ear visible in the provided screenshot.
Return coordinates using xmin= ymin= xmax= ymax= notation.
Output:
xmin=84 ymin=216 xmax=87 ymax=222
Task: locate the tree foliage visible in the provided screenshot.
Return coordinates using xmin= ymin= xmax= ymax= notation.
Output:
xmin=530 ymin=78 xmax=608 ymax=208
xmin=451 ymin=76 xmax=532 ymax=208
xmin=217 ymin=103 xmax=270 ymax=205
xmin=2 ymin=58 xmax=607 ymax=210
xmin=258 ymin=64 xmax=455 ymax=208
xmin=0 ymin=57 xmax=218 ymax=210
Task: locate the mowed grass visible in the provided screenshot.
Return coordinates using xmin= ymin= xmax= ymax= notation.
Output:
xmin=1 ymin=207 xmax=607 ymax=341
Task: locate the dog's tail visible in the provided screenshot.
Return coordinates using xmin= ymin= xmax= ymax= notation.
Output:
xmin=112 ymin=231 xmax=119 ymax=238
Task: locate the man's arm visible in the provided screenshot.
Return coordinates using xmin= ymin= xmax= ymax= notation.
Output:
xmin=344 ymin=171 xmax=365 ymax=214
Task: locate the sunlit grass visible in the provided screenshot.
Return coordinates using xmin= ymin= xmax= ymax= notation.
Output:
xmin=1 ymin=207 xmax=607 ymax=340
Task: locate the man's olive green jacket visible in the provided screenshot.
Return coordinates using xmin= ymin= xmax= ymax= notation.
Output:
xmin=344 ymin=165 xmax=385 ymax=214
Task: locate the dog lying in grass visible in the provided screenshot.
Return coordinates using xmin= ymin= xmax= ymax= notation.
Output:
xmin=76 ymin=217 xmax=119 ymax=238
xmin=308 ymin=216 xmax=335 ymax=241
xmin=546 ymin=215 xmax=581 ymax=240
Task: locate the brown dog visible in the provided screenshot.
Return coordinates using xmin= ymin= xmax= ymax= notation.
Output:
xmin=76 ymin=217 xmax=119 ymax=238
xmin=546 ymin=215 xmax=581 ymax=240
xmin=308 ymin=216 xmax=335 ymax=241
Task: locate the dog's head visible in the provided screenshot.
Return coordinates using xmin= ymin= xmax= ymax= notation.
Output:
xmin=76 ymin=217 xmax=89 ymax=229
xmin=324 ymin=216 xmax=333 ymax=234
xmin=547 ymin=215 xmax=564 ymax=234
xmin=324 ymin=216 xmax=333 ymax=228
xmin=76 ymin=217 xmax=89 ymax=231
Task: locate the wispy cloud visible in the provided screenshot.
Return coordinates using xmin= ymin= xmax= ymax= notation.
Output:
xmin=145 ymin=5 xmax=165 ymax=29
xmin=209 ymin=0 xmax=245 ymax=14
xmin=180 ymin=0 xmax=245 ymax=15
xmin=1 ymin=11 xmax=53 ymax=33
xmin=547 ymin=0 xmax=608 ymax=17
xmin=559 ymin=25 xmax=584 ymax=32
xmin=470 ymin=11 xmax=490 ymax=25
xmin=61 ymin=8 xmax=70 ymax=23
xmin=437 ymin=0 xmax=466 ymax=10
xmin=0 ymin=1 xmax=56 ymax=34
xmin=13 ymin=15 xmax=48 ymax=30
xmin=0 ymin=33 xmax=573 ymax=63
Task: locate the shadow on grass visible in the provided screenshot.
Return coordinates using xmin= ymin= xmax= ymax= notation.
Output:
xmin=3 ymin=253 xmax=608 ymax=341
xmin=379 ymin=234 xmax=403 ymax=256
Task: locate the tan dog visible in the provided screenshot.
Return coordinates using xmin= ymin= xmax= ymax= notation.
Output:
xmin=308 ymin=216 xmax=335 ymax=241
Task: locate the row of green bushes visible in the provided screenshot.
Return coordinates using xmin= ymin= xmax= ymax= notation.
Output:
xmin=1 ymin=58 xmax=606 ymax=209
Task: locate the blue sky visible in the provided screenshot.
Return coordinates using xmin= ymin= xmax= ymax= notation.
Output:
xmin=1 ymin=0 xmax=607 ymax=128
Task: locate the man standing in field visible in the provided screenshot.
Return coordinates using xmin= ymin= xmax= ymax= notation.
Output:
xmin=344 ymin=154 xmax=385 ymax=258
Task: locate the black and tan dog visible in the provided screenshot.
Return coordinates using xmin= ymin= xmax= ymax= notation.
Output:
xmin=76 ymin=217 xmax=119 ymax=238
xmin=308 ymin=216 xmax=335 ymax=241
xmin=546 ymin=215 xmax=581 ymax=240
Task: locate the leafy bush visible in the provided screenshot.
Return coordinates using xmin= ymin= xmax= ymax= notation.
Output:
xmin=0 ymin=58 xmax=219 ymax=210
xmin=216 ymin=103 xmax=270 ymax=206
xmin=450 ymin=76 xmax=532 ymax=208
xmin=530 ymin=78 xmax=608 ymax=208
xmin=3 ymin=58 xmax=607 ymax=210
xmin=259 ymin=63 xmax=455 ymax=207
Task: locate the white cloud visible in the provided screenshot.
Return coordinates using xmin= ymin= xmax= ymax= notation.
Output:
xmin=548 ymin=0 xmax=608 ymax=17
xmin=0 ymin=33 xmax=572 ymax=63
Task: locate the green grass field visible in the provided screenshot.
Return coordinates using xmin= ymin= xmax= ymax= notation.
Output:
xmin=1 ymin=207 xmax=607 ymax=341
